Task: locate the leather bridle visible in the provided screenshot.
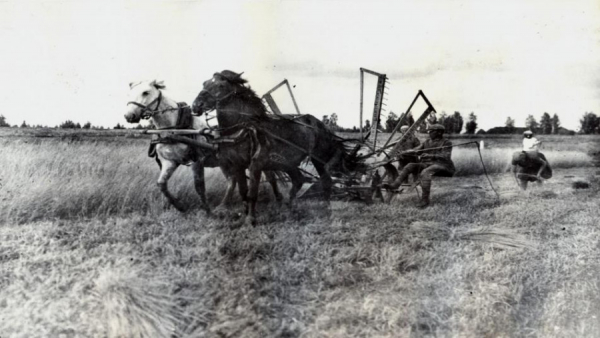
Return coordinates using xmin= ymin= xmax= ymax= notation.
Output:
xmin=127 ymin=90 xmax=181 ymax=119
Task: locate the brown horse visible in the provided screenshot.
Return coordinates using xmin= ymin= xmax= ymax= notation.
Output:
xmin=192 ymin=71 xmax=362 ymax=225
xmin=124 ymin=80 xmax=283 ymax=213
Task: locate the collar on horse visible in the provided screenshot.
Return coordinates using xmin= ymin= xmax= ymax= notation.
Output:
xmin=128 ymin=90 xmax=193 ymax=130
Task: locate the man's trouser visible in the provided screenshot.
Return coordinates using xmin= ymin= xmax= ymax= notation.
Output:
xmin=396 ymin=155 xmax=420 ymax=183
xmin=389 ymin=163 xmax=455 ymax=200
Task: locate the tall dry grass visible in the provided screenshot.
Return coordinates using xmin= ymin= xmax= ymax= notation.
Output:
xmin=1 ymin=132 xmax=600 ymax=337
xmin=0 ymin=137 xmax=594 ymax=223
xmin=0 ymin=138 xmax=227 ymax=223
xmin=1 ymin=171 xmax=599 ymax=337
xmin=452 ymin=147 xmax=592 ymax=176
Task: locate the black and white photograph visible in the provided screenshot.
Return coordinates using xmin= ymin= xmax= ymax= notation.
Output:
xmin=1 ymin=0 xmax=599 ymax=337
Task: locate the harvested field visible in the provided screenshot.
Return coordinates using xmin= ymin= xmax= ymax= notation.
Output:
xmin=1 ymin=129 xmax=600 ymax=337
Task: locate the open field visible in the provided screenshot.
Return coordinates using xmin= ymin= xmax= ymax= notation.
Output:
xmin=1 ymin=128 xmax=600 ymax=337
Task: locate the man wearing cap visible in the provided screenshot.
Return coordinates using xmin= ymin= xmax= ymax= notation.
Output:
xmin=382 ymin=124 xmax=455 ymax=208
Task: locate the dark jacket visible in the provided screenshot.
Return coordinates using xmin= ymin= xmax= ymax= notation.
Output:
xmin=413 ymin=138 xmax=455 ymax=171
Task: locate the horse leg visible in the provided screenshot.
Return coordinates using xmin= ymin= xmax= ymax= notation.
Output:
xmin=234 ymin=169 xmax=249 ymax=215
xmin=215 ymin=170 xmax=238 ymax=215
xmin=264 ymin=171 xmax=283 ymax=205
xmin=245 ymin=166 xmax=263 ymax=226
xmin=313 ymin=162 xmax=333 ymax=202
xmin=191 ymin=159 xmax=210 ymax=215
xmin=157 ymin=160 xmax=185 ymax=212
xmin=286 ymin=168 xmax=307 ymax=209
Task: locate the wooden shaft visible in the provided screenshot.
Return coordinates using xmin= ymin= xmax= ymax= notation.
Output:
xmin=360 ymin=69 xmax=364 ymax=142
xmin=142 ymin=129 xmax=205 ymax=135
xmin=285 ymin=79 xmax=302 ymax=115
xmin=164 ymin=135 xmax=218 ymax=151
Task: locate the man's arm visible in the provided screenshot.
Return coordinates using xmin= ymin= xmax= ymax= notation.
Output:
xmin=406 ymin=143 xmax=424 ymax=153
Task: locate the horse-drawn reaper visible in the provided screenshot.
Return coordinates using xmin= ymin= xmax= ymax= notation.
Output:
xmin=125 ymin=70 xmax=504 ymax=223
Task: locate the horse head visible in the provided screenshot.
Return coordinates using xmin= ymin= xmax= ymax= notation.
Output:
xmin=191 ymin=70 xmax=245 ymax=116
xmin=125 ymin=80 xmax=166 ymax=123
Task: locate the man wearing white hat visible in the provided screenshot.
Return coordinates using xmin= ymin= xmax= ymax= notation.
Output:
xmin=522 ymin=130 xmax=541 ymax=152
xmin=382 ymin=124 xmax=455 ymax=208
xmin=512 ymin=130 xmax=551 ymax=190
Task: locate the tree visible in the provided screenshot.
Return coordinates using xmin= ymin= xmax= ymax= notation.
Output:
xmin=438 ymin=111 xmax=462 ymax=134
xmin=505 ymin=116 xmax=515 ymax=134
xmin=440 ymin=113 xmax=453 ymax=134
xmin=20 ymin=120 xmax=29 ymax=128
xmin=114 ymin=123 xmax=125 ymax=129
xmin=437 ymin=111 xmax=448 ymax=127
xmin=452 ymin=111 xmax=463 ymax=134
xmin=0 ymin=115 xmax=9 ymax=127
xmin=385 ymin=111 xmax=398 ymax=132
xmin=465 ymin=112 xmax=478 ymax=134
xmin=579 ymin=112 xmax=599 ymax=134
xmin=525 ymin=115 xmax=538 ymax=131
xmin=329 ymin=113 xmax=338 ymax=129
xmin=551 ymin=114 xmax=561 ymax=134
xmin=59 ymin=120 xmax=77 ymax=129
xmin=539 ymin=112 xmax=552 ymax=134
xmin=82 ymin=122 xmax=92 ymax=129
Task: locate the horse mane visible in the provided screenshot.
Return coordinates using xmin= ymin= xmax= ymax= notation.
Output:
xmin=237 ymin=86 xmax=268 ymax=117
xmin=218 ymin=72 xmax=268 ymax=118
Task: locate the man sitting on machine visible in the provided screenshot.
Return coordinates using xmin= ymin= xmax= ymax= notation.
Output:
xmin=382 ymin=124 xmax=455 ymax=208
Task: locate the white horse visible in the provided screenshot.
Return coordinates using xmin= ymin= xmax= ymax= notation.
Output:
xmin=125 ymin=80 xmax=282 ymax=213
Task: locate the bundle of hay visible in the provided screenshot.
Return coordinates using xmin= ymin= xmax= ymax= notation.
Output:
xmin=409 ymin=221 xmax=536 ymax=249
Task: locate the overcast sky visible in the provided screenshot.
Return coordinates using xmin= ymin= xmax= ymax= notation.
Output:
xmin=1 ymin=0 xmax=598 ymax=131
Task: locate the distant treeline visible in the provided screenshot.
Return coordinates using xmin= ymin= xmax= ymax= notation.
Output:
xmin=2 ymin=110 xmax=599 ymax=134
xmin=0 ymin=115 xmax=153 ymax=130
xmin=321 ymin=110 xmax=600 ymax=135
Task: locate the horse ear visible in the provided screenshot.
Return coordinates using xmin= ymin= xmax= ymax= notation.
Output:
xmin=129 ymin=81 xmax=140 ymax=89
xmin=151 ymin=80 xmax=166 ymax=90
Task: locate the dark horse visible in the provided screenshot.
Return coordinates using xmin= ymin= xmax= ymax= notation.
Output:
xmin=192 ymin=70 xmax=362 ymax=226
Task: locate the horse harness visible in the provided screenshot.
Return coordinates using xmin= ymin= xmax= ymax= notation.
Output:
xmin=148 ymin=102 xmax=204 ymax=163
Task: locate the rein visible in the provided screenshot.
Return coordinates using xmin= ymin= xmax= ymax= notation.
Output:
xmin=197 ymin=88 xmax=238 ymax=113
